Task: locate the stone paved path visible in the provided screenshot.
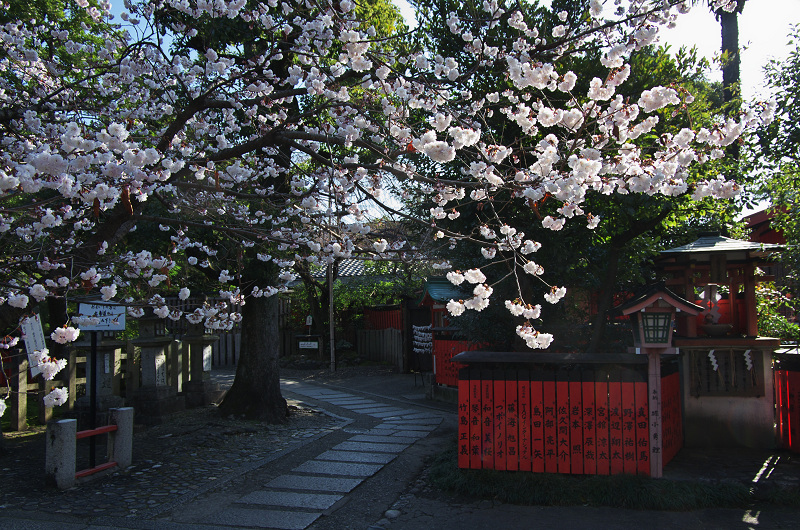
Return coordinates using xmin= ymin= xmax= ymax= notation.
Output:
xmin=176 ymin=381 xmax=445 ymax=530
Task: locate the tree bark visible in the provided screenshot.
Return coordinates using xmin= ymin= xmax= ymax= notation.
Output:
xmin=587 ymin=247 xmax=621 ymax=353
xmin=218 ymin=295 xmax=287 ymax=423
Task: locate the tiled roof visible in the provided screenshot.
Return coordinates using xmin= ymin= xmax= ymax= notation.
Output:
xmin=417 ymin=277 xmax=467 ymax=305
xmin=660 ymin=234 xmax=782 ymax=256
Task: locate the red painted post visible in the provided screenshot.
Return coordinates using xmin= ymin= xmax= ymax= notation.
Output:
xmin=469 ymin=373 xmax=482 ymax=469
xmin=647 ymin=352 xmax=663 ymax=478
xmin=556 ymin=371 xmax=570 ymax=474
xmin=543 ymin=377 xmax=557 ymax=474
xmin=608 ymin=376 xmax=624 ymax=475
xmin=635 ymin=381 xmax=650 ymax=476
xmin=531 ymin=377 xmax=545 ymax=473
xmin=506 ymin=374 xmax=519 ymax=471
xmin=595 ymin=377 xmax=610 ymax=475
xmin=494 ymin=374 xmax=507 ymax=471
xmin=457 ymin=370 xmax=470 ymax=469
xmin=481 ymin=374 xmax=494 ymax=469
xmin=569 ymin=372 xmax=583 ymax=474
xmin=518 ymin=373 xmax=532 ymax=472
xmin=581 ymin=378 xmax=596 ymax=475
xmin=621 ymin=380 xmax=636 ymax=475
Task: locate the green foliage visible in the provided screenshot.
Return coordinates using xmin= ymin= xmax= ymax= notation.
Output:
xmin=756 ymin=282 xmax=799 ymax=341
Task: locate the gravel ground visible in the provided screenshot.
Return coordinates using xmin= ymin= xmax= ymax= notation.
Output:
xmin=0 ymin=395 xmax=342 ymax=519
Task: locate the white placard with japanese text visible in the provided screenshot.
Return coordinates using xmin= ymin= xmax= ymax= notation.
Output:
xmin=77 ymin=302 xmax=126 ymax=331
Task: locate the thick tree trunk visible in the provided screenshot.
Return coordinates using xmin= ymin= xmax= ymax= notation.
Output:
xmin=587 ymin=248 xmax=620 ymax=353
xmin=218 ymin=295 xmax=287 ymax=423
xmin=719 ymin=8 xmax=741 ymax=108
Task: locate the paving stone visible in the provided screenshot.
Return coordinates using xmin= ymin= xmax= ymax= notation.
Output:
xmin=317 ymin=450 xmax=396 ymax=464
xmin=266 ymin=475 xmax=363 ymax=493
xmin=386 ymin=417 xmax=442 ymax=425
xmin=332 ymin=441 xmax=409 ymax=453
xmin=350 ymin=407 xmax=400 ymax=414
xmin=367 ymin=409 xmax=411 ymax=418
xmin=237 ymin=491 xmax=342 ymax=510
xmin=293 ymin=460 xmax=384 ymax=477
xmin=375 ymin=420 xmax=438 ymax=431
xmin=350 ymin=435 xmax=419 ymax=445
xmin=325 ymin=398 xmax=373 ymax=405
xmin=339 ymin=403 xmax=384 ymax=410
xmin=396 ymin=413 xmax=442 ymax=420
xmin=208 ymin=506 xmax=320 ymax=530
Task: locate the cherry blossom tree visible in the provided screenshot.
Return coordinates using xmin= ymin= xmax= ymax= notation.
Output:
xmin=0 ymin=0 xmax=773 ymax=421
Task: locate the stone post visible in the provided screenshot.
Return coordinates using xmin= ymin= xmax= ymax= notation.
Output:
xmin=108 ymin=407 xmax=134 ymax=469
xmin=45 ymin=419 xmax=77 ymax=489
xmin=75 ymin=336 xmax=126 ymax=429
xmin=10 ymin=352 xmax=28 ymax=431
xmin=183 ymin=322 xmax=221 ymax=407
xmin=131 ymin=312 xmax=185 ymax=424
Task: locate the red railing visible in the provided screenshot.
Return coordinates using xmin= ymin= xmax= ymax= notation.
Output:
xmin=75 ymin=425 xmax=119 ymax=478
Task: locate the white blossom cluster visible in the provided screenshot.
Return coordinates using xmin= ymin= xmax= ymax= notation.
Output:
xmin=0 ymin=0 xmax=775 ymax=351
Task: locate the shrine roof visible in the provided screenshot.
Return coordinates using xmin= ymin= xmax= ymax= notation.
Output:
xmin=659 ymin=234 xmax=782 ymax=260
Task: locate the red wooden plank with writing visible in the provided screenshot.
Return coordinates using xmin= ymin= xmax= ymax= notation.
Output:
xmin=582 ymin=380 xmax=597 ymax=475
xmin=458 ymin=374 xmax=470 ymax=469
xmin=569 ymin=379 xmax=583 ymax=474
xmin=518 ymin=375 xmax=532 ymax=472
xmin=481 ymin=375 xmax=494 ymax=469
xmin=531 ymin=379 xmax=545 ymax=473
xmin=469 ymin=375 xmax=482 ymax=469
xmin=556 ymin=378 xmax=570 ymax=474
xmin=621 ymin=382 xmax=636 ymax=475
xmin=774 ymin=370 xmax=783 ymax=447
xmin=635 ymin=381 xmax=650 ymax=476
xmin=543 ymin=379 xmax=557 ymax=474
xmin=791 ymin=371 xmax=800 ymax=451
xmin=506 ymin=376 xmax=519 ymax=471
xmin=595 ymin=379 xmax=609 ymax=475
xmin=779 ymin=370 xmax=790 ymax=450
xmin=494 ymin=377 xmax=507 ymax=471
xmin=608 ymin=380 xmax=624 ymax=475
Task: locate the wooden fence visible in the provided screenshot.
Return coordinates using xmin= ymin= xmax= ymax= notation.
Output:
xmin=433 ymin=339 xmax=482 ymax=387
xmin=364 ymin=308 xmax=403 ymax=330
xmin=356 ymin=328 xmax=402 ymax=370
xmin=456 ymin=356 xmax=683 ymax=476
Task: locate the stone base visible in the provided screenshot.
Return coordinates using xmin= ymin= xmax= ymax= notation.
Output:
xmin=424 ymin=374 xmax=459 ymax=404
xmin=131 ymin=386 xmax=185 ymax=425
xmin=184 ymin=380 xmax=227 ymax=408
xmin=75 ymin=395 xmax=126 ymax=431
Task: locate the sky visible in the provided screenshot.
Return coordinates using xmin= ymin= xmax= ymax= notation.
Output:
xmin=660 ymin=0 xmax=800 ymax=101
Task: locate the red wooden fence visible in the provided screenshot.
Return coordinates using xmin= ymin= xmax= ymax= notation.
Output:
xmin=458 ymin=365 xmax=653 ymax=475
xmin=364 ymin=308 xmax=403 ymax=330
xmin=774 ymin=355 xmax=800 ymax=453
xmin=434 ymin=340 xmax=482 ymax=386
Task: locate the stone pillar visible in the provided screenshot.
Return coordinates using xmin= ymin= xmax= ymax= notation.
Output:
xmin=45 ymin=419 xmax=77 ymax=489
xmin=131 ymin=313 xmax=185 ymax=424
xmin=75 ymin=337 xmax=126 ymax=429
xmin=183 ymin=322 xmax=222 ymax=407
xmin=10 ymin=352 xmax=28 ymax=432
xmin=108 ymin=407 xmax=134 ymax=469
